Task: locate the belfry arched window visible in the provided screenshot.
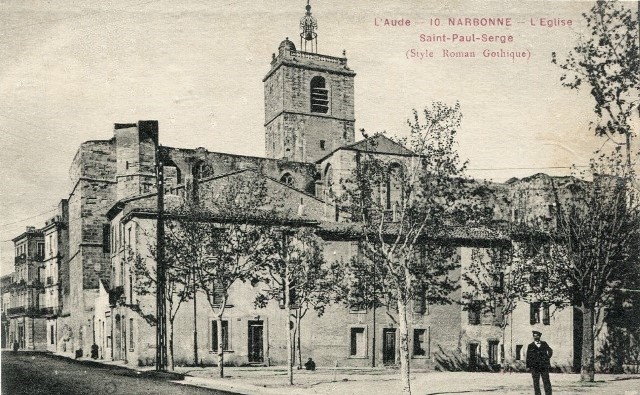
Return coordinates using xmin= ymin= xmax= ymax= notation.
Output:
xmin=310 ymin=76 xmax=329 ymax=114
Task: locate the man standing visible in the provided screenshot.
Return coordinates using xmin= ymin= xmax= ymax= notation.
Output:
xmin=526 ymin=330 xmax=553 ymax=395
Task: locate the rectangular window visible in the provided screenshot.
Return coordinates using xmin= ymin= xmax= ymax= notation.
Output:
xmin=488 ymin=340 xmax=499 ymax=365
xmin=530 ymin=302 xmax=541 ymax=324
xmin=212 ymin=281 xmax=225 ymax=307
xmin=350 ymin=327 xmax=366 ymax=357
xmin=468 ymin=303 xmax=481 ymax=325
xmin=129 ymin=275 xmax=133 ymax=304
xmin=530 ymin=271 xmax=549 ymax=290
xmin=515 ymin=344 xmax=523 ymax=361
xmin=211 ymin=320 xmax=229 ymax=351
xmin=492 ymin=304 xmax=504 ymax=326
xmin=129 ymin=318 xmax=135 ymax=350
xmin=412 ymin=294 xmax=426 ymax=314
xmin=50 ymin=325 xmax=55 ymax=345
xmin=412 ymin=273 xmax=426 ymax=314
xmin=37 ymin=242 xmax=45 ymax=258
xmin=492 ymin=272 xmax=504 ymax=293
xmin=413 ymin=328 xmax=429 ymax=357
xmin=319 ymin=140 xmax=326 ymax=150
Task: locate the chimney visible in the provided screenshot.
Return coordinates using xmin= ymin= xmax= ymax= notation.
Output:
xmin=138 ymin=120 xmax=159 ymax=146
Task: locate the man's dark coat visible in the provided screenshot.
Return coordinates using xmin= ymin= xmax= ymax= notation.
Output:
xmin=526 ymin=341 xmax=553 ymax=369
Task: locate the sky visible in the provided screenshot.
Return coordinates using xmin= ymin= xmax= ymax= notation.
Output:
xmin=0 ymin=0 xmax=635 ymax=274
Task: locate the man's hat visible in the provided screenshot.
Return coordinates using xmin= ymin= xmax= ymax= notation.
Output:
xmin=532 ymin=330 xmax=542 ymax=336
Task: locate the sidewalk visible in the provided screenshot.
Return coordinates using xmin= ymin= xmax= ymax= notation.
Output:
xmin=17 ymin=351 xmax=639 ymax=395
xmin=172 ymin=365 xmax=640 ymax=395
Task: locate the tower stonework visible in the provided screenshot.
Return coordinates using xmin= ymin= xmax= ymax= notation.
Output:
xmin=263 ymin=38 xmax=356 ymax=163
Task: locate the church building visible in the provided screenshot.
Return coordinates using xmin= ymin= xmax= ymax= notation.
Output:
xmin=2 ymin=2 xmax=586 ymax=372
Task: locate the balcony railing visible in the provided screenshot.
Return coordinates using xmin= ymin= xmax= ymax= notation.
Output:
xmin=7 ymin=306 xmax=42 ymax=317
xmin=40 ymin=306 xmax=59 ymax=317
xmin=289 ymin=50 xmax=347 ymax=66
xmin=13 ymin=254 xmax=44 ymax=263
xmin=7 ymin=307 xmax=24 ymax=316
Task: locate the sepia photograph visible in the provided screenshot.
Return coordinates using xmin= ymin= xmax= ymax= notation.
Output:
xmin=0 ymin=1 xmax=638 ymax=394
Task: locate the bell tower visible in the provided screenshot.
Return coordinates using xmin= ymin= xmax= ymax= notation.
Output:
xmin=264 ymin=1 xmax=356 ymax=163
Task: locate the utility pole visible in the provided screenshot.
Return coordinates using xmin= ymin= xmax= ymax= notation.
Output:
xmin=155 ymin=141 xmax=168 ymax=371
xmin=283 ymin=230 xmax=294 ymax=386
xmin=193 ymin=266 xmax=198 ymax=366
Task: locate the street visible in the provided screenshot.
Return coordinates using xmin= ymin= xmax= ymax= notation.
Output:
xmin=1 ymin=352 xmax=237 ymax=395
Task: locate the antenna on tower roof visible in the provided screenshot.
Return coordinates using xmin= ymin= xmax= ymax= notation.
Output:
xmin=300 ymin=0 xmax=318 ymax=53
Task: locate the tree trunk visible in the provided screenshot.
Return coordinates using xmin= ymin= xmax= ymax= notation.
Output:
xmin=625 ymin=132 xmax=632 ymax=174
xmin=193 ymin=287 xmax=198 ymax=366
xmin=169 ymin=319 xmax=175 ymax=371
xmin=580 ymin=305 xmax=595 ymax=382
xmin=285 ymin=272 xmax=293 ymax=385
xmin=397 ymin=295 xmax=411 ymax=395
xmin=217 ymin=316 xmax=224 ymax=378
xmin=296 ymin=311 xmax=302 ymax=370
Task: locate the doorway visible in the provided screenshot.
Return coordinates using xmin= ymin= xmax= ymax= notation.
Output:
xmin=469 ymin=342 xmax=479 ymax=371
xmin=18 ymin=324 xmax=25 ymax=348
xmin=248 ymin=320 xmax=264 ymax=363
xmin=113 ymin=315 xmax=121 ymax=360
xmin=382 ymin=328 xmax=397 ymax=365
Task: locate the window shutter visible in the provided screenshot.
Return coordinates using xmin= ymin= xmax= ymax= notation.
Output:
xmin=542 ymin=303 xmax=550 ymax=325
xmin=350 ymin=328 xmax=357 ymax=356
xmin=211 ymin=320 xmax=218 ymax=351
xmin=212 ymin=282 xmax=224 ymax=306
xmin=207 ymin=319 xmax=211 ymax=350
xmin=102 ymin=224 xmax=110 ymax=253
xmin=493 ymin=305 xmax=503 ymax=326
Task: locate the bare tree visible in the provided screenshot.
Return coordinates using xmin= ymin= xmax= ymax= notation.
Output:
xmin=335 ymin=103 xmax=485 ymax=395
xmin=461 ymin=246 xmax=528 ymax=364
xmin=515 ymin=163 xmax=640 ymax=382
xmin=126 ymin=238 xmax=193 ymax=371
xmin=166 ymin=173 xmax=276 ymax=378
xmin=552 ymin=0 xmax=639 ymax=171
xmin=254 ymin=227 xmax=329 ymax=385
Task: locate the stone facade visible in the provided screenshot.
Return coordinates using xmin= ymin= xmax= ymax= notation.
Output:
xmin=40 ymin=200 xmax=69 ymax=352
xmin=264 ymin=39 xmax=355 ymax=163
xmin=7 ymin=227 xmax=46 ymax=350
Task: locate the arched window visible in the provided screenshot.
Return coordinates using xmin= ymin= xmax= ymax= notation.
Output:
xmin=164 ymin=159 xmax=182 ymax=186
xmin=324 ymin=163 xmax=334 ymax=198
xmin=193 ymin=161 xmax=213 ymax=180
xmin=386 ymin=163 xmax=403 ymax=210
xmin=310 ymin=76 xmax=329 ymax=114
xmin=280 ymin=173 xmax=295 ymax=187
